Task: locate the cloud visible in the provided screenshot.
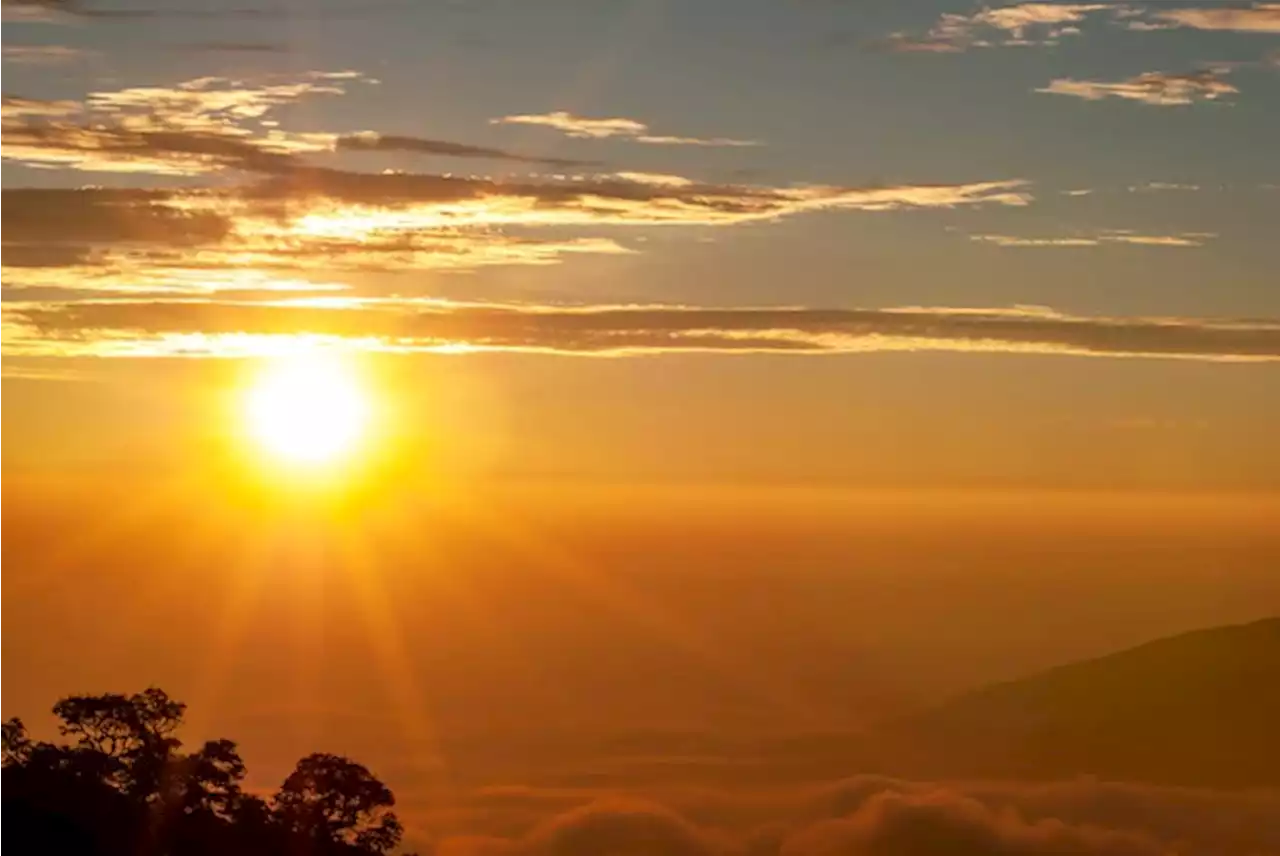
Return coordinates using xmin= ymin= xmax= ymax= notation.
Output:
xmin=0 ymin=172 xmax=1028 ymax=291
xmin=418 ymin=776 xmax=1280 ymax=856
xmin=1128 ymin=183 xmax=1200 ymax=193
xmin=6 ymin=299 xmax=1277 ymax=362
xmin=0 ymin=122 xmax=314 ymax=175
xmin=524 ymin=800 xmax=718 ymax=856
xmin=1 ymin=95 xmax=81 ymax=118
xmin=973 ymin=236 xmax=1105 ymax=248
xmin=238 ymin=170 xmax=1029 ymax=224
xmin=84 ymin=71 xmax=364 ymax=132
xmin=492 ymin=111 xmax=760 ymax=147
xmin=172 ymin=41 xmax=291 ymax=53
xmin=1 ymin=0 xmax=423 ymax=22
xmin=334 ymin=131 xmax=599 ymax=168
xmin=0 ymin=0 xmax=68 ymax=21
xmin=0 ymin=244 xmax=98 ymax=269
xmin=2 ymin=72 xmax=363 ymax=175
xmin=2 ymin=68 xmax=1026 ymax=290
xmin=783 ymin=789 xmax=1168 ymax=856
xmin=2 ymin=78 xmax=598 ymax=176
xmin=2 ymin=44 xmax=86 ymax=64
xmin=3 ymin=188 xmax=231 ymax=246
xmin=428 ymin=801 xmax=723 ymax=856
xmin=1144 ymin=4 xmax=1280 ymax=33
xmin=879 ymin=3 xmax=1118 ymax=52
xmin=972 ymin=231 xmax=1215 ymax=248
xmin=0 ymin=186 xmax=637 ymax=291
xmin=883 ymin=3 xmax=1280 ymax=49
xmin=1036 ymin=70 xmax=1237 ymax=106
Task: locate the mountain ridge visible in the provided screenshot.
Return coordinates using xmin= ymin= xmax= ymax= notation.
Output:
xmin=876 ymin=616 xmax=1280 ymax=787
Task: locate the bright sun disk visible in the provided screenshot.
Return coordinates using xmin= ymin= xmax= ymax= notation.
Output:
xmin=244 ymin=354 xmax=370 ymax=466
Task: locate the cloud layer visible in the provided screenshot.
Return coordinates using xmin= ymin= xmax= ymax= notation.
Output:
xmin=407 ymin=775 xmax=1280 ymax=856
xmin=6 ymin=300 xmax=1276 ymax=362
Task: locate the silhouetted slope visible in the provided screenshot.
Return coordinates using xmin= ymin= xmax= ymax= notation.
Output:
xmin=884 ymin=617 xmax=1280 ymax=786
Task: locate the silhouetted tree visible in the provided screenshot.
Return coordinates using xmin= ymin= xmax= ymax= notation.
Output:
xmin=4 ymin=716 xmax=33 ymax=766
xmin=53 ymin=687 xmax=185 ymax=799
xmin=2 ymin=689 xmax=402 ymax=856
xmin=275 ymin=753 xmax=404 ymax=855
xmin=153 ymin=738 xmax=245 ymax=816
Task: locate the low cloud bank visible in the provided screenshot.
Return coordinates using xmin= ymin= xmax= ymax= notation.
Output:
xmin=412 ymin=776 xmax=1280 ymax=856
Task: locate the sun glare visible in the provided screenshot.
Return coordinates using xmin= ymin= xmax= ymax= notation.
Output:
xmin=244 ymin=354 xmax=370 ymax=466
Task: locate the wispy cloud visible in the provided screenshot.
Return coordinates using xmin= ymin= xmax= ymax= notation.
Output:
xmin=85 ymin=71 xmax=365 ymax=132
xmin=1 ymin=0 xmax=419 ymax=22
xmin=334 ymin=131 xmax=599 ymax=168
xmin=1 ymin=0 xmax=67 ymax=21
xmin=2 ymin=44 xmax=87 ymax=64
xmin=6 ymin=299 xmax=1276 ymax=362
xmin=2 ymin=76 xmax=602 ymax=176
xmin=1140 ymin=3 xmax=1280 ymax=33
xmin=973 ymin=230 xmax=1216 ymax=248
xmin=491 ymin=111 xmax=760 ymax=147
xmin=1037 ymin=70 xmax=1237 ymax=106
xmin=1 ymin=95 xmax=81 ymax=118
xmin=1129 ymin=182 xmax=1201 ymax=193
xmin=877 ymin=3 xmax=1118 ymax=52
xmin=2 ymin=72 xmax=365 ymax=175
xmin=172 ymin=41 xmax=290 ymax=53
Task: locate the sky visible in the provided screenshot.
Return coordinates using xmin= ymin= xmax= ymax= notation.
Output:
xmin=3 ymin=0 xmax=1280 ymax=490
xmin=4 ymin=5 xmax=1280 ymax=852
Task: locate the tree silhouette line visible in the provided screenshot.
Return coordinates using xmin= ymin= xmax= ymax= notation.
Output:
xmin=3 ymin=688 xmax=405 ymax=856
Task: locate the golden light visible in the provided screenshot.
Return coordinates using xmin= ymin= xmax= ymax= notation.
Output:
xmin=243 ymin=354 xmax=370 ymax=466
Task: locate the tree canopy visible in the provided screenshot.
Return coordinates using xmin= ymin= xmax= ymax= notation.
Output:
xmin=2 ymin=688 xmax=404 ymax=856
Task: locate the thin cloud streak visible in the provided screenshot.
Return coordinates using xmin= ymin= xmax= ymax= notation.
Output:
xmin=973 ymin=231 xmax=1216 ymax=248
xmin=334 ymin=132 xmax=600 ymax=168
xmin=1036 ymin=70 xmax=1237 ymax=106
xmin=491 ymin=111 xmax=760 ymax=147
xmin=172 ymin=41 xmax=291 ymax=53
xmin=6 ymin=300 xmax=1277 ymax=362
xmin=2 ymin=44 xmax=87 ymax=64
xmin=1 ymin=0 xmax=421 ymax=22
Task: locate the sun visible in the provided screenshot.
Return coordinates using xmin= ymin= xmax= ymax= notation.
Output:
xmin=243 ymin=354 xmax=371 ymax=466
